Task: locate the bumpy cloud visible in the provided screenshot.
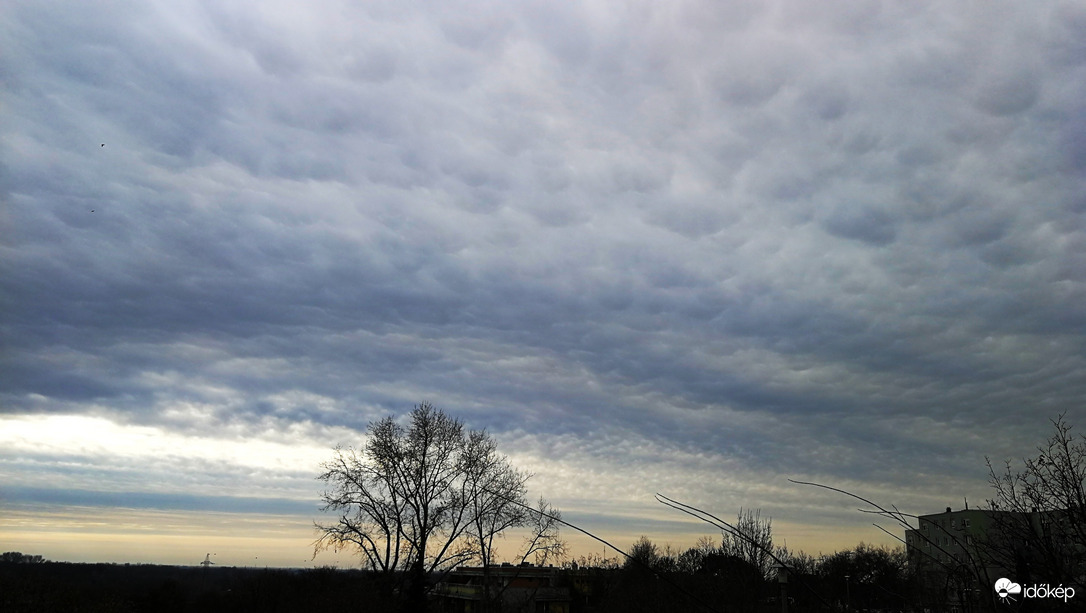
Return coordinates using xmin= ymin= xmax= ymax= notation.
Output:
xmin=2 ymin=0 xmax=1085 ymax=560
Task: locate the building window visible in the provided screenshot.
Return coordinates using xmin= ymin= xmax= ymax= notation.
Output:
xmin=964 ymin=519 xmax=971 ymax=528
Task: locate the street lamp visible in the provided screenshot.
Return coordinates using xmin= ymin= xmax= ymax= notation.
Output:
xmin=774 ymin=563 xmax=789 ymax=613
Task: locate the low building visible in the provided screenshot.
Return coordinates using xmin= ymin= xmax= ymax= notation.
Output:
xmin=434 ymin=562 xmax=571 ymax=613
xmin=905 ymin=505 xmax=1084 ymax=612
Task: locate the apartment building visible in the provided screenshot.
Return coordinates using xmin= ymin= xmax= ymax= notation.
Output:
xmin=905 ymin=505 xmax=1084 ymax=612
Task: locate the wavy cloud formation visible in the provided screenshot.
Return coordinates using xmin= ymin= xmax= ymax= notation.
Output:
xmin=3 ymin=0 xmax=1085 ymax=563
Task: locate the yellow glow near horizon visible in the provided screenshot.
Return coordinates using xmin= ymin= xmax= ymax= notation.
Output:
xmin=0 ymin=506 xmax=357 ymax=568
xmin=0 ymin=413 xmax=902 ymax=566
xmin=1 ymin=505 xmax=895 ymax=569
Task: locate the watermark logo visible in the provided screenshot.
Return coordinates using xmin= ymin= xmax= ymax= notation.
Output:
xmin=995 ymin=577 xmax=1075 ymax=604
xmin=994 ymin=578 xmax=1021 ymax=601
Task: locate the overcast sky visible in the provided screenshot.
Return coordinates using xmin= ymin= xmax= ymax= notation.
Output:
xmin=3 ymin=0 xmax=1085 ymax=567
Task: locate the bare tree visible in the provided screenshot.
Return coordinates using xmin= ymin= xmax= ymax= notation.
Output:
xmin=315 ymin=403 xmax=551 ymax=612
xmin=819 ymin=543 xmax=908 ymax=611
xmin=459 ymin=432 xmax=567 ymax=612
xmin=462 ymin=428 xmax=531 ymax=573
xmin=676 ymin=536 xmax=718 ymax=574
xmin=472 ymin=498 xmax=568 ymax=613
xmin=986 ymin=412 xmax=1086 ymax=586
xmin=719 ymin=507 xmax=775 ymax=580
xmin=625 ymin=536 xmax=662 ymax=572
xmin=518 ymin=497 xmax=567 ymax=566
xmin=789 ymin=414 xmax=1086 ymax=613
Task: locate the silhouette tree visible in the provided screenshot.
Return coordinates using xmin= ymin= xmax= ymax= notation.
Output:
xmin=719 ymin=507 xmax=775 ymax=580
xmin=787 ymin=414 xmax=1086 ymax=612
xmin=819 ymin=543 xmax=908 ymax=611
xmin=463 ymin=433 xmax=566 ymax=613
xmin=625 ymin=536 xmax=664 ymax=573
xmin=315 ymin=403 xmax=550 ymax=612
xmin=986 ymin=412 xmax=1086 ymax=587
xmin=676 ymin=536 xmax=718 ymax=575
xmin=0 ymin=552 xmax=46 ymax=564
xmin=609 ymin=537 xmax=672 ymax=612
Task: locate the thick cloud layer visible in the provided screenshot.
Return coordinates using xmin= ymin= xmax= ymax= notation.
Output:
xmin=3 ymin=0 xmax=1085 ymax=563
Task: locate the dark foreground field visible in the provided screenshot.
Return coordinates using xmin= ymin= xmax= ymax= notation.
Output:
xmin=0 ymin=562 xmax=384 ymax=613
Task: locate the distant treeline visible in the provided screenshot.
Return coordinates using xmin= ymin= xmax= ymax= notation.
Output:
xmin=1 ymin=546 xmax=907 ymax=613
xmin=0 ymin=561 xmax=380 ymax=613
xmin=1 ymin=552 xmax=47 ymax=564
xmin=562 ymin=539 xmax=908 ymax=613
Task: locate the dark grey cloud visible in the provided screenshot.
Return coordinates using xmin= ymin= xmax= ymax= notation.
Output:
xmin=3 ymin=0 xmax=1085 ymax=560
xmin=822 ymin=204 xmax=898 ymax=245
